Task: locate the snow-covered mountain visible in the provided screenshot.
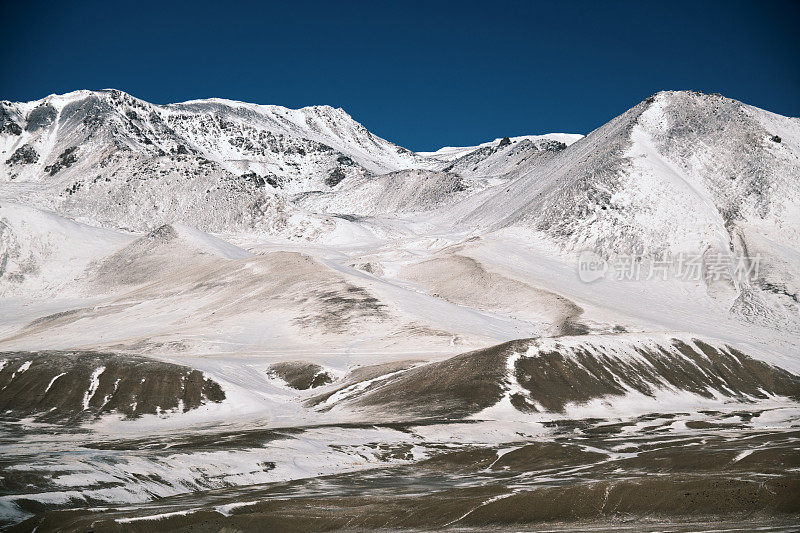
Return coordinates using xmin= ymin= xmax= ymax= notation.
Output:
xmin=2 ymin=89 xmax=799 ymax=319
xmin=3 ymin=89 xmax=797 ymax=251
xmin=450 ymin=92 xmax=799 ymax=320
xmin=0 ymin=89 xmax=434 ymax=235
xmin=2 ymin=89 xmax=800 ymax=528
xmin=459 ymin=91 xmax=800 ymax=256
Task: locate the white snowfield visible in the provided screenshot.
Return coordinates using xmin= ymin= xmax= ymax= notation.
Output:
xmin=1 ymin=89 xmax=799 ymax=522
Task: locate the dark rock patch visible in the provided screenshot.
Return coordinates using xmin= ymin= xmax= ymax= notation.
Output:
xmin=330 ymin=341 xmax=517 ymax=419
xmin=556 ymin=319 xmax=590 ymax=336
xmin=241 ymin=171 xmax=267 ymax=188
xmin=65 ymin=181 xmax=82 ymax=195
xmin=44 ymin=147 xmax=78 ymax=175
xmin=267 ymin=361 xmax=333 ymax=390
xmin=25 ymin=103 xmax=57 ymax=132
xmin=540 ymin=139 xmax=567 ymax=151
xmin=325 ymin=167 xmax=346 ymax=187
xmin=6 ymin=145 xmax=38 ymax=165
xmin=0 ymin=351 xmax=225 ymax=423
xmin=0 ymin=106 xmax=22 ymax=135
xmin=264 ymin=174 xmax=281 ymax=188
xmin=293 ymin=284 xmax=389 ymax=335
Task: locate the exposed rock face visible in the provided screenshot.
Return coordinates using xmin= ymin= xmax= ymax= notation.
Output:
xmin=267 ymin=361 xmax=333 ymax=389
xmin=0 ymin=351 xmax=225 ymax=422
xmin=0 ymin=105 xmax=22 ymax=135
xmin=325 ymin=166 xmax=346 ymax=187
xmin=0 ymin=89 xmax=436 ymax=236
xmin=43 ymin=146 xmax=78 ymax=175
xmin=24 ymin=103 xmax=57 ymax=132
xmin=6 ymin=145 xmax=38 ymax=165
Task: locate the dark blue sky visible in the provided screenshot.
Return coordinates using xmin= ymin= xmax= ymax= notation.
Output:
xmin=2 ymin=0 xmax=798 ymax=151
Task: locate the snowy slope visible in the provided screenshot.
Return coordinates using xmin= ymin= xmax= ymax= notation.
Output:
xmin=416 ymin=134 xmax=584 ymax=180
xmin=0 ymin=90 xmax=594 ymax=239
xmin=0 ymin=201 xmax=133 ymax=297
xmin=447 ymin=92 xmax=800 ymax=323
xmin=460 ymin=91 xmax=800 ymax=255
xmin=294 ymin=169 xmax=478 ymax=217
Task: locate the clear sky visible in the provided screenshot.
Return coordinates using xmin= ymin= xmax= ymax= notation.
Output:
xmin=2 ymin=0 xmax=798 ymax=151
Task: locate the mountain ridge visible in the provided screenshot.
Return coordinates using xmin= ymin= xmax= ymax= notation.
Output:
xmin=2 ymin=90 xmax=800 ymax=525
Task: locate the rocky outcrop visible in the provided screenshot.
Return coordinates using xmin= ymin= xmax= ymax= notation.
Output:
xmin=43 ymin=147 xmax=78 ymax=175
xmin=6 ymin=145 xmax=38 ymax=166
xmin=267 ymin=361 xmax=333 ymax=389
xmin=0 ymin=351 xmax=225 ymax=422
